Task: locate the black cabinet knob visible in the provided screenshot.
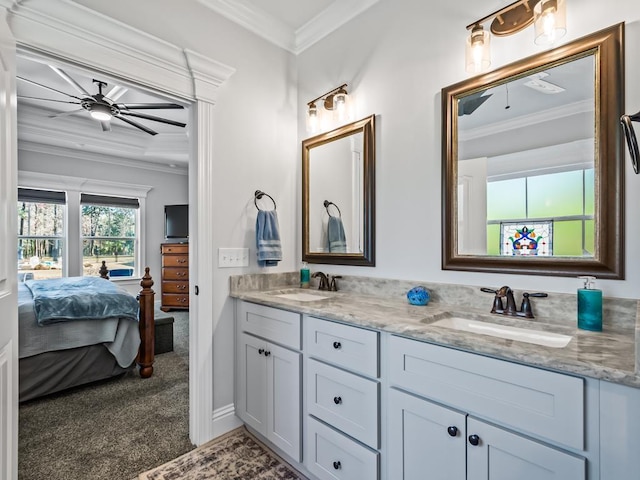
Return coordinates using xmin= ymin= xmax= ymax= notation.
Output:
xmin=333 ymin=341 xmax=342 ymax=349
xmin=333 ymin=461 xmax=342 ymax=470
xmin=264 ymin=350 xmax=271 ymax=357
xmin=447 ymin=426 xmax=458 ymax=437
xmin=258 ymin=348 xmax=264 ymax=355
xmin=468 ymin=434 xmax=480 ymax=446
xmin=333 ymin=396 xmax=342 ymax=405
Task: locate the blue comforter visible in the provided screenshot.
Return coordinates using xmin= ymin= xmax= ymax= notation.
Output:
xmin=25 ymin=276 xmax=139 ymax=325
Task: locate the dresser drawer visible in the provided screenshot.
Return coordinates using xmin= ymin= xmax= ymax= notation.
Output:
xmin=162 ymin=255 xmax=189 ymax=268
xmin=237 ymin=301 xmax=301 ymax=349
xmin=162 ymin=268 xmax=189 ymax=281
xmin=306 ymin=316 xmax=379 ymax=378
xmin=307 ymin=358 xmax=379 ymax=449
xmin=161 ymin=293 xmax=189 ymax=308
xmin=161 ymin=244 xmax=189 ymax=255
xmin=389 ymin=335 xmax=584 ymax=450
xmin=306 ymin=416 xmax=378 ymax=480
xmin=162 ymin=281 xmax=189 ymax=293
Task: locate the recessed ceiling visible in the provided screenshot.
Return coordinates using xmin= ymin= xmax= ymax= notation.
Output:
xmin=17 ymin=53 xmax=190 ymax=172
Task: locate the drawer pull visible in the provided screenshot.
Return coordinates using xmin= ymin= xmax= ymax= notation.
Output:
xmin=447 ymin=426 xmax=458 ymax=437
xmin=177 ymin=258 xmax=187 ymax=264
xmin=258 ymin=349 xmax=265 ymax=355
xmin=333 ymin=461 xmax=342 ymax=470
xmin=264 ymin=350 xmax=271 ymax=357
xmin=333 ymin=396 xmax=342 ymax=405
xmin=333 ymin=341 xmax=342 ymax=350
xmin=468 ymin=434 xmax=480 ymax=446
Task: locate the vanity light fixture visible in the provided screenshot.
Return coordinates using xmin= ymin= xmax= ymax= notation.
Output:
xmin=465 ymin=0 xmax=567 ymax=74
xmin=306 ymin=84 xmax=349 ymax=133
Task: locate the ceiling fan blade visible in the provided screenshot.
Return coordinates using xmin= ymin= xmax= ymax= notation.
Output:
xmin=118 ymin=103 xmax=184 ymax=110
xmin=114 ymin=115 xmax=158 ymax=136
xmin=101 ymin=121 xmax=111 ymax=132
xmin=18 ymin=95 xmax=82 ymax=105
xmin=48 ymin=65 xmax=92 ymax=96
xmin=119 ymin=110 xmax=186 ymax=127
xmin=106 ymin=85 xmax=128 ymax=102
xmin=48 ymin=109 xmax=85 ymax=119
xmin=17 ymin=76 xmax=83 ymax=100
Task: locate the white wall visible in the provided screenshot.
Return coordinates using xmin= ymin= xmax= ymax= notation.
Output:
xmin=297 ymin=0 xmax=640 ymax=300
xmin=18 ymin=149 xmax=188 ymax=284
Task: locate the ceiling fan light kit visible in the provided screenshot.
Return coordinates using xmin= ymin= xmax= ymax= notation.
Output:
xmin=17 ymin=69 xmax=187 ymax=136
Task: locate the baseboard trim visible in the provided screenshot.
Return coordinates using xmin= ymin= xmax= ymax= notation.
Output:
xmin=212 ymin=403 xmax=242 ymax=438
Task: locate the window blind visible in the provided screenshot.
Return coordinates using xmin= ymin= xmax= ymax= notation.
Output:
xmin=18 ymin=188 xmax=66 ymax=205
xmin=80 ymin=193 xmax=139 ymax=209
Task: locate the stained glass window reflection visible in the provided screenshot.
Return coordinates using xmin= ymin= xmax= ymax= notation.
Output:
xmin=500 ymin=221 xmax=553 ymax=256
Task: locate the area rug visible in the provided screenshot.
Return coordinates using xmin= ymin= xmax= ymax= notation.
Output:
xmin=138 ymin=427 xmax=307 ymax=480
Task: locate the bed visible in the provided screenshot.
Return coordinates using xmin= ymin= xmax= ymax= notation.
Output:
xmin=18 ymin=267 xmax=155 ymax=402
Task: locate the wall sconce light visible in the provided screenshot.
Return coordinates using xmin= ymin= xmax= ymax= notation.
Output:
xmin=306 ymin=83 xmax=349 ymax=134
xmin=465 ymin=0 xmax=567 ymax=74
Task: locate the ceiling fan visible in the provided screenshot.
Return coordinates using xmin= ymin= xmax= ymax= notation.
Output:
xmin=17 ymin=66 xmax=186 ymax=136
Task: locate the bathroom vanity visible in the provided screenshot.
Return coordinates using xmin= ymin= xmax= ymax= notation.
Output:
xmin=231 ymin=274 xmax=640 ymax=480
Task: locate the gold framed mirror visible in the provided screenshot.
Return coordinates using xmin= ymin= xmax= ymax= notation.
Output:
xmin=442 ymin=23 xmax=624 ymax=279
xmin=303 ymin=115 xmax=376 ymax=266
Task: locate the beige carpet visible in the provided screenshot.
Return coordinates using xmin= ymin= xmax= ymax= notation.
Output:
xmin=138 ymin=427 xmax=307 ymax=480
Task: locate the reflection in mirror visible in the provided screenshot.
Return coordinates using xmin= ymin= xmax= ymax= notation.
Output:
xmin=457 ymin=55 xmax=595 ymax=258
xmin=303 ymin=115 xmax=375 ymax=266
xmin=442 ymin=24 xmax=624 ymax=278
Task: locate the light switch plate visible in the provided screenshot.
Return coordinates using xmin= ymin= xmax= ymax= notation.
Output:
xmin=218 ymin=248 xmax=249 ymax=268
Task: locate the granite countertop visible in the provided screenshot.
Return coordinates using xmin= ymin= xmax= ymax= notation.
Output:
xmin=230 ymin=274 xmax=640 ymax=389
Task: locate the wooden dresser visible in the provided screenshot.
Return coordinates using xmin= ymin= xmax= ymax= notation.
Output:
xmin=160 ymin=243 xmax=189 ymax=311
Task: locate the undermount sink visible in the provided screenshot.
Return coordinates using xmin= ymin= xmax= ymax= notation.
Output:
xmin=431 ymin=316 xmax=572 ymax=348
xmin=272 ymin=291 xmax=331 ymax=302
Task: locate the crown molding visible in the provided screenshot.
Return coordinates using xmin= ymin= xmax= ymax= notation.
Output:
xmin=197 ymin=0 xmax=381 ymax=54
xmin=18 ymin=140 xmax=188 ymax=175
xmin=6 ymin=0 xmax=234 ymax=104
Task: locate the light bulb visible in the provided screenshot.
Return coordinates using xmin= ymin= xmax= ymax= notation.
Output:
xmin=534 ymin=0 xmax=566 ymax=46
xmin=89 ymin=103 xmax=113 ymax=121
xmin=465 ymin=25 xmax=491 ymax=74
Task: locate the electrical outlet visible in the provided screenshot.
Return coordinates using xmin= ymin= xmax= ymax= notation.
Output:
xmin=218 ymin=248 xmax=249 ymax=268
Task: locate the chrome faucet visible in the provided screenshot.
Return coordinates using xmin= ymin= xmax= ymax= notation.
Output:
xmin=312 ymin=272 xmax=329 ymax=291
xmin=481 ymin=286 xmax=548 ymax=319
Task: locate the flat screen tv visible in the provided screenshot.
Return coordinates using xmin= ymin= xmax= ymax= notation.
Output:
xmin=165 ymin=204 xmax=189 ymax=239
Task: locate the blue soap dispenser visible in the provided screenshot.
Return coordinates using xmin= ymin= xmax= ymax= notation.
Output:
xmin=577 ymin=276 xmax=603 ymax=332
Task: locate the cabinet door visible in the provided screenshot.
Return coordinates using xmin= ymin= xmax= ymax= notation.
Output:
xmin=267 ymin=342 xmax=302 ymax=461
xmin=237 ymin=333 xmax=267 ymax=434
xmin=467 ymin=417 xmax=586 ymax=480
xmin=388 ymin=388 xmax=466 ymax=480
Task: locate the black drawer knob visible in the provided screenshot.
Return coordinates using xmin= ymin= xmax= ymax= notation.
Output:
xmin=468 ymin=434 xmax=480 ymax=446
xmin=333 ymin=396 xmax=342 ymax=405
xmin=333 ymin=341 xmax=342 ymax=350
xmin=264 ymin=350 xmax=271 ymax=357
xmin=447 ymin=426 xmax=458 ymax=437
xmin=333 ymin=461 xmax=341 ymax=470
xmin=258 ymin=348 xmax=264 ymax=355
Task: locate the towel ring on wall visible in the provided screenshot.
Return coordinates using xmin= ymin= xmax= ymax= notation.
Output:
xmin=324 ymin=200 xmax=342 ymax=218
xmin=621 ymin=111 xmax=640 ymax=174
xmin=254 ymin=190 xmax=277 ymax=211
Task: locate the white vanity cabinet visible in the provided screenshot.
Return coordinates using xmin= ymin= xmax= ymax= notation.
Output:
xmin=305 ymin=316 xmax=381 ymax=480
xmin=236 ymin=302 xmax=302 ymax=461
xmin=387 ymin=335 xmax=586 ymax=479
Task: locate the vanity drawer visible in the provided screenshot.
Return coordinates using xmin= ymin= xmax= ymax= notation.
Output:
xmin=306 ymin=415 xmax=379 ymax=480
xmin=389 ymin=335 xmax=584 ymax=450
xmin=307 ymin=358 xmax=379 ymax=449
xmin=306 ymin=316 xmax=379 ymax=378
xmin=237 ymin=301 xmax=301 ymax=349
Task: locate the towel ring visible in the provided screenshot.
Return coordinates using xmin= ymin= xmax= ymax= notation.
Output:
xmin=621 ymin=111 xmax=640 ymax=174
xmin=324 ymin=200 xmax=341 ymax=218
xmin=255 ymin=190 xmax=277 ymax=211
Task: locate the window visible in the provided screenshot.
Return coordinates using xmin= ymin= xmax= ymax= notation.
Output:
xmin=81 ymin=194 xmax=139 ymax=277
xmin=17 ymin=188 xmax=66 ymax=280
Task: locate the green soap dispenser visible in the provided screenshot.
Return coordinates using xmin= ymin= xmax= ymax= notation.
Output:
xmin=577 ymin=276 xmax=603 ymax=332
xmin=300 ymin=262 xmax=310 ymax=289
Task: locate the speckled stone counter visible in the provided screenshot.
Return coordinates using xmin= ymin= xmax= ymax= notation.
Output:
xmin=230 ymin=273 xmax=640 ymax=388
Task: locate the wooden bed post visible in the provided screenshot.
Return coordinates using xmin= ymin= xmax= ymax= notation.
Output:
xmin=137 ymin=267 xmax=155 ymax=378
